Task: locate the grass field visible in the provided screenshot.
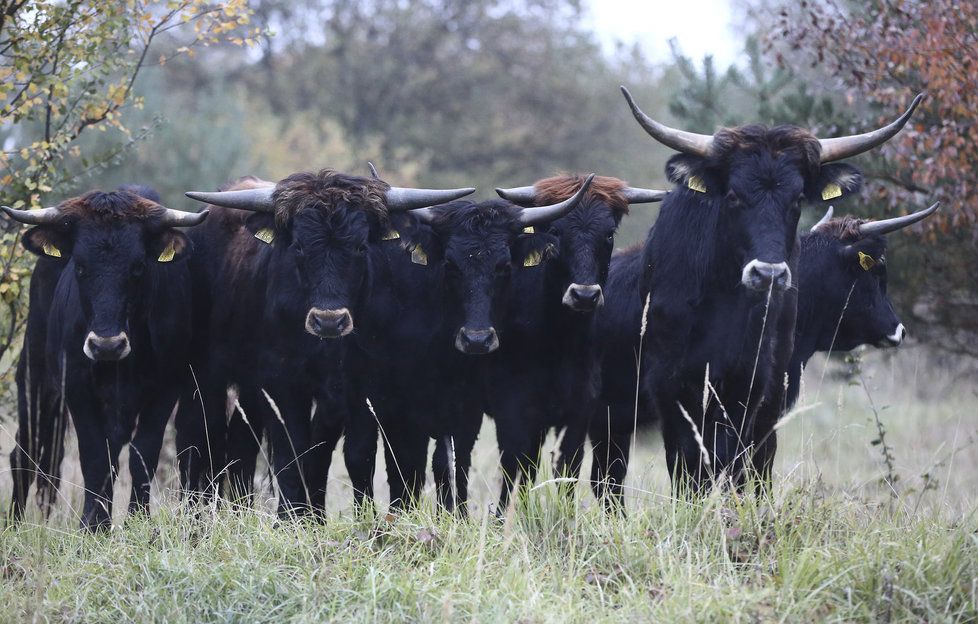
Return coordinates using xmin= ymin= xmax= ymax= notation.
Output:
xmin=0 ymin=347 xmax=976 ymax=622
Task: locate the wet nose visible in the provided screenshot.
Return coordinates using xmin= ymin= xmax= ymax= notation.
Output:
xmin=305 ymin=308 xmax=353 ymax=338
xmin=742 ymin=260 xmax=791 ymax=292
xmin=83 ymin=331 xmax=131 ymax=361
xmin=455 ymin=327 xmax=499 ymax=354
xmin=563 ymin=284 xmax=604 ymax=311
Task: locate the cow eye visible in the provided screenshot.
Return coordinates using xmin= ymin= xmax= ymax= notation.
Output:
xmin=75 ymin=264 xmax=85 ymax=278
xmin=494 ymin=260 xmax=511 ymax=277
xmin=355 ymin=243 xmax=368 ymax=255
xmin=606 ymin=234 xmax=615 ymax=245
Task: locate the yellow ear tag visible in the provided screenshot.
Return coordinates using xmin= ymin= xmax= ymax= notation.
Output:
xmin=821 ymin=182 xmax=843 ymax=201
xmin=254 ymin=227 xmax=275 ymax=244
xmin=157 ymin=242 xmax=176 ymax=263
xmin=381 ymin=229 xmax=400 ymax=241
xmin=687 ymin=175 xmax=707 ymax=193
xmin=858 ymin=251 xmax=876 ymax=271
xmin=522 ymin=226 xmax=535 ymax=234
xmin=523 ymin=249 xmax=543 ymax=267
xmin=410 ymin=244 xmax=428 ymax=266
xmin=42 ymin=242 xmax=61 ymax=258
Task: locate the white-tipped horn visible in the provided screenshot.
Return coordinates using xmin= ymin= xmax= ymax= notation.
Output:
xmin=385 ymin=186 xmax=476 ymax=212
xmin=811 ymin=206 xmax=834 ymax=232
xmin=1 ymin=205 xmax=63 ymax=225
xmin=185 ymin=187 xmax=276 ymax=213
xmin=494 ymin=185 xmax=537 ymax=204
xmin=857 ymin=201 xmax=939 ymax=237
xmin=621 ymin=186 xmax=668 ymax=204
xmin=818 ymin=93 xmax=925 ymax=163
xmin=621 ymin=86 xmax=714 ymax=157
xmin=160 ymin=207 xmax=209 ymax=227
xmin=519 ymin=174 xmax=595 ymax=226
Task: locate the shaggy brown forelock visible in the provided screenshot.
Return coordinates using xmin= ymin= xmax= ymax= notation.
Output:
xmin=812 ymin=215 xmax=870 ymax=242
xmin=533 ymin=174 xmax=629 ymax=217
xmin=58 ymin=190 xmax=166 ymax=222
xmin=712 ymin=125 xmax=822 ymax=172
xmin=271 ymin=169 xmax=391 ymax=227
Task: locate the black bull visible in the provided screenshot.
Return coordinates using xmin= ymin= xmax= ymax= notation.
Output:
xmin=620 ymin=87 xmax=924 ymax=492
xmin=3 ymin=188 xmax=206 ymax=530
xmin=174 ymin=170 xmax=477 ymax=515
xmin=591 ymin=202 xmax=939 ymax=507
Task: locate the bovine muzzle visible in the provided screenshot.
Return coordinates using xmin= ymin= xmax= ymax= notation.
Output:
xmin=305 ymin=307 xmax=353 ymax=338
xmin=455 ymin=327 xmax=499 ymax=355
xmin=878 ymin=323 xmax=906 ymax=348
xmin=562 ymin=284 xmax=604 ymax=312
xmin=741 ymin=260 xmax=791 ymax=292
xmin=83 ymin=331 xmax=131 ymax=361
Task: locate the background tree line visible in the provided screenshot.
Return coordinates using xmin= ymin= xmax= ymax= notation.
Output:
xmin=1 ymin=0 xmax=975 ymax=402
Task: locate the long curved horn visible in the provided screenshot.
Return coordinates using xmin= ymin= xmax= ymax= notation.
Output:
xmin=184 ymin=187 xmax=276 ymax=213
xmin=1 ymin=205 xmax=63 ymax=225
xmin=367 ymin=162 xmax=380 ymax=179
xmin=621 ymin=86 xmax=713 ymax=157
xmin=622 ymin=186 xmax=668 ymax=204
xmin=857 ymin=201 xmax=939 ymax=237
xmin=494 ymin=185 xmax=536 ymax=204
xmin=818 ymin=93 xmax=925 ymax=163
xmin=160 ymin=207 xmax=209 ymax=227
xmin=810 ymin=205 xmax=834 ymax=232
xmin=519 ymin=174 xmax=595 ymax=226
xmin=385 ymin=186 xmax=476 ymax=212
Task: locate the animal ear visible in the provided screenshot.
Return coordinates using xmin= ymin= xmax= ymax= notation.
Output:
xmin=22 ymin=226 xmax=72 ymax=259
xmin=149 ymin=229 xmax=192 ymax=263
xmin=513 ymin=232 xmax=559 ymax=268
xmin=839 ymin=240 xmax=882 ymax=272
xmin=243 ymin=212 xmax=280 ymax=246
xmin=809 ymin=163 xmax=863 ymax=203
xmin=665 ymin=154 xmax=712 ymax=194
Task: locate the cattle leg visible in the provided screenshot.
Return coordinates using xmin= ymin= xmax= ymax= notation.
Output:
xmin=589 ymin=403 xmax=634 ymax=512
xmin=175 ymin=380 xmax=227 ymax=504
xmin=223 ymin=386 xmax=268 ymax=503
xmin=306 ymin=415 xmax=344 ymax=515
xmin=383 ymin=420 xmax=428 ymax=511
xmin=128 ymin=391 xmax=179 ymax=516
xmin=555 ymin=413 xmax=591 ymax=502
xmin=343 ymin=395 xmax=378 ymax=513
xmin=496 ymin=427 xmax=545 ymax=512
xmin=73 ymin=417 xmax=122 ymax=531
xmin=432 ymin=435 xmax=456 ymax=513
xmin=261 ymin=388 xmax=314 ymax=516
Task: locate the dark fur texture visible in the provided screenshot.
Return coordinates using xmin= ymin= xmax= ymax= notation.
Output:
xmin=175 ymin=171 xmax=388 ymax=515
xmin=633 ymin=124 xmax=868 ymax=493
xmin=591 ymin=215 xmax=904 ymax=508
xmin=9 ymin=186 xmax=194 ymax=530
xmin=476 ymin=176 xmax=628 ymax=508
xmin=344 ymin=199 xmax=544 ymax=513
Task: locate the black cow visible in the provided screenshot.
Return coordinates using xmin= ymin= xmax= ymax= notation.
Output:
xmin=620 ymin=86 xmax=923 ymax=492
xmin=478 ymin=174 xmax=665 ymax=509
xmin=343 ymin=176 xmax=595 ymax=514
xmin=7 ymin=185 xmax=163 ymax=521
xmin=3 ymin=190 xmax=206 ymax=530
xmin=177 ymin=170 xmax=474 ymax=515
xmin=590 ymin=202 xmax=939 ymax=508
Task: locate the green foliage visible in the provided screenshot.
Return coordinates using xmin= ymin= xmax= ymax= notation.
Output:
xmin=0 ymin=1 xmax=259 ymax=401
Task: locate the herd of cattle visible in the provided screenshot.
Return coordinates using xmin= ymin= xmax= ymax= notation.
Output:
xmin=3 ymin=87 xmax=938 ymax=530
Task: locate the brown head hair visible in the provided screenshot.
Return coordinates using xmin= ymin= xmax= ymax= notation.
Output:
xmin=533 ymin=174 xmax=630 ymax=218
xmin=272 ymin=169 xmax=391 ymax=227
